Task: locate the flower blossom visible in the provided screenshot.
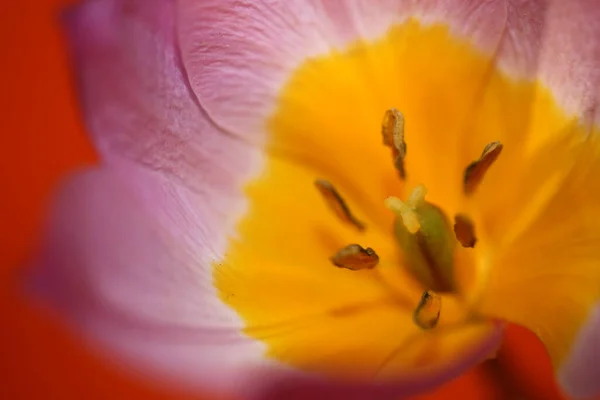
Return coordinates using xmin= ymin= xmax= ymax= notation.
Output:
xmin=29 ymin=0 xmax=600 ymax=398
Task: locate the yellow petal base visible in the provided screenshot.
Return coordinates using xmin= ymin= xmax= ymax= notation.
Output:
xmin=215 ymin=19 xmax=600 ymax=379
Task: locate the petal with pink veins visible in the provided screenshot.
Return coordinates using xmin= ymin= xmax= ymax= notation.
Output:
xmin=492 ymin=0 xmax=600 ymax=123
xmin=65 ymin=0 xmax=263 ymax=192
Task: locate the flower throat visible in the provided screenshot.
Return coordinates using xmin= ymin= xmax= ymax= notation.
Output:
xmin=315 ymin=108 xmax=502 ymax=330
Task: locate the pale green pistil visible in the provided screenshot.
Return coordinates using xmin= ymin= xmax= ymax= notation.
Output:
xmin=386 ymin=185 xmax=457 ymax=293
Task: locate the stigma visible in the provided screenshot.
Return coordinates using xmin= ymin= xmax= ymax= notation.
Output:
xmin=384 ymin=185 xmax=427 ymax=234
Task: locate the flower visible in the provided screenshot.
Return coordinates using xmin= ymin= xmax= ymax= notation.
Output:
xmin=28 ymin=0 xmax=600 ymax=398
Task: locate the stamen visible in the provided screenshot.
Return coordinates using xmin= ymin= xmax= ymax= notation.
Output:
xmin=314 ymin=179 xmax=365 ymax=231
xmin=413 ymin=290 xmax=441 ymax=329
xmin=463 ymin=141 xmax=503 ymax=195
xmin=381 ymin=108 xmax=407 ymax=179
xmin=330 ymin=244 xmax=379 ymax=270
xmin=453 ymin=214 xmax=477 ymax=248
xmin=384 ymin=185 xmax=428 ymax=234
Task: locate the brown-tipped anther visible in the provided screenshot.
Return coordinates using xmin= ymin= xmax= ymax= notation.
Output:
xmin=330 ymin=244 xmax=379 ymax=271
xmin=413 ymin=290 xmax=441 ymax=329
xmin=463 ymin=141 xmax=503 ymax=195
xmin=381 ymin=108 xmax=407 ymax=179
xmin=453 ymin=214 xmax=477 ymax=248
xmin=314 ymin=179 xmax=366 ymax=231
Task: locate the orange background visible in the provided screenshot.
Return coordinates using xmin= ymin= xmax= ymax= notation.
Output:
xmin=0 ymin=1 xmax=567 ymax=399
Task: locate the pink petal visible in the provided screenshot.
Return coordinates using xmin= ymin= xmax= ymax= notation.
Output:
xmin=29 ymin=166 xmax=271 ymax=395
xmin=177 ymin=0 xmax=508 ymax=138
xmin=62 ymin=0 xmax=263 ymax=277
xmin=538 ymin=0 xmax=600 ymax=120
xmin=34 ymin=0 xmax=267 ymax=394
xmin=64 ymin=0 xmax=262 ymax=192
xmin=495 ymin=0 xmax=600 ymax=119
xmin=558 ymin=303 xmax=600 ymax=399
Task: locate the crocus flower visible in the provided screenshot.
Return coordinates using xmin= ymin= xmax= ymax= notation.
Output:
xmin=29 ymin=0 xmax=600 ymax=398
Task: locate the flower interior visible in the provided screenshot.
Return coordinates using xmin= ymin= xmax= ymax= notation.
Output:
xmin=215 ymin=19 xmax=600 ymax=380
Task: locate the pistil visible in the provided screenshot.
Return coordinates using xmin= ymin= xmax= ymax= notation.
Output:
xmin=386 ymin=186 xmax=457 ymax=293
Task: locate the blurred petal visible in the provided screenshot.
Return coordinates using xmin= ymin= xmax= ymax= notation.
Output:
xmin=177 ymin=0 xmax=508 ymax=138
xmin=35 ymin=2 xmax=269 ymax=394
xmin=29 ymin=167 xmax=274 ymax=395
xmin=261 ymin=322 xmax=503 ymax=400
xmin=558 ymin=303 xmax=600 ymax=399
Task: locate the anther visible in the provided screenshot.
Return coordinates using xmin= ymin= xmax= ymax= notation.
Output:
xmin=381 ymin=108 xmax=407 ymax=179
xmin=453 ymin=214 xmax=477 ymax=248
xmin=463 ymin=141 xmax=503 ymax=195
xmin=413 ymin=290 xmax=441 ymax=329
xmin=314 ymin=179 xmax=365 ymax=231
xmin=330 ymin=244 xmax=379 ymax=270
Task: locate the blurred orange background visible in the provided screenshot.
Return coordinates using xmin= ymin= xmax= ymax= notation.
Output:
xmin=0 ymin=1 xmax=569 ymax=399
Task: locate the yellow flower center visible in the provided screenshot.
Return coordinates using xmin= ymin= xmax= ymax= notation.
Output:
xmin=215 ymin=19 xmax=600 ymax=380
